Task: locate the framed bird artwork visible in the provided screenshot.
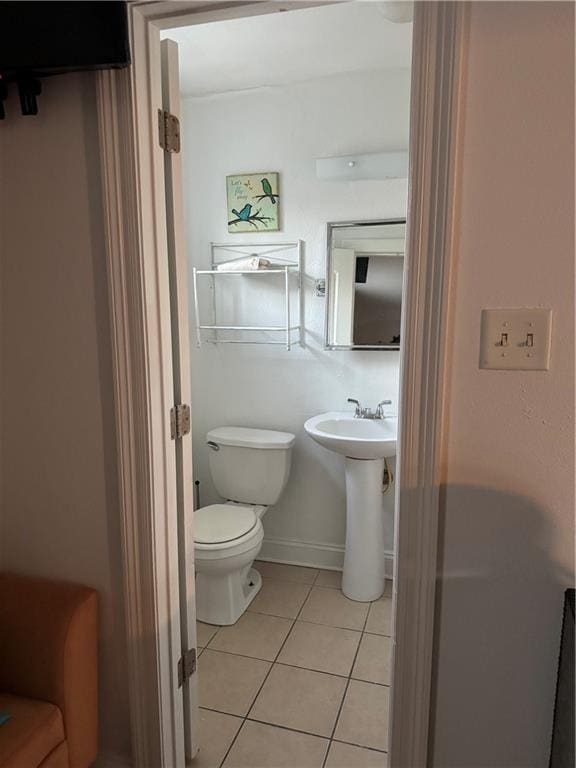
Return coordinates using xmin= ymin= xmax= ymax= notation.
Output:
xmin=226 ymin=172 xmax=281 ymax=232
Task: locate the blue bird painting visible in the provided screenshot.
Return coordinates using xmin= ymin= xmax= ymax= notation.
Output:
xmin=232 ymin=203 xmax=252 ymax=221
xmin=228 ymin=202 xmax=272 ymax=228
xmin=227 ymin=172 xmax=280 ymax=232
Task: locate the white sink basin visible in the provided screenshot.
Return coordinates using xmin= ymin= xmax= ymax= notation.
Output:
xmin=304 ymin=411 xmax=397 ymax=460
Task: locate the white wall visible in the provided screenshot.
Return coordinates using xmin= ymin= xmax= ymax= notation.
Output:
xmin=182 ymin=68 xmax=410 ymax=566
xmin=0 ymin=74 xmax=131 ymax=764
xmin=431 ymin=3 xmax=575 ymax=766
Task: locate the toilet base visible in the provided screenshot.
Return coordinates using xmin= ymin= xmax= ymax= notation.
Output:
xmin=196 ymin=566 xmax=262 ymax=626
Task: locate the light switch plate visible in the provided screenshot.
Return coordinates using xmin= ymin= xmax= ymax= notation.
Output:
xmin=480 ymin=308 xmax=552 ymax=370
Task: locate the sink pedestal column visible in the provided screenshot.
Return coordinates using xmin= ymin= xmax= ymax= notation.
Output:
xmin=342 ymin=457 xmax=386 ymax=602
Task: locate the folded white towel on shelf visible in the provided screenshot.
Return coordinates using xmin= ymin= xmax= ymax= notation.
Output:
xmin=216 ymin=256 xmax=271 ymax=272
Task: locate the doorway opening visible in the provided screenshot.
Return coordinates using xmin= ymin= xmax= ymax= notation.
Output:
xmin=162 ymin=4 xmax=411 ymax=764
xmin=96 ymin=1 xmax=466 ymax=765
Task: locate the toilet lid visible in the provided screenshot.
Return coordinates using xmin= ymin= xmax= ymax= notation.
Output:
xmin=194 ymin=504 xmax=258 ymax=544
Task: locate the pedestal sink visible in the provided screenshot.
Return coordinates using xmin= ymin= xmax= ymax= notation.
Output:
xmin=304 ymin=412 xmax=397 ymax=602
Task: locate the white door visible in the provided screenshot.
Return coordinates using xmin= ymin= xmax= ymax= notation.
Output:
xmin=161 ymin=38 xmax=200 ymax=762
xmin=330 ymin=248 xmax=356 ymax=346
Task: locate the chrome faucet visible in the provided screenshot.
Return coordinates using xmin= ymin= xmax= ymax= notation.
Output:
xmin=347 ymin=398 xmax=364 ymax=418
xmin=375 ymin=400 xmax=392 ymax=419
xmin=347 ymin=398 xmax=392 ymax=419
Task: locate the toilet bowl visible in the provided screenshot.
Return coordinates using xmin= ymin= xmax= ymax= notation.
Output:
xmin=194 ymin=427 xmax=295 ymax=625
xmin=195 ymin=503 xmax=265 ymax=625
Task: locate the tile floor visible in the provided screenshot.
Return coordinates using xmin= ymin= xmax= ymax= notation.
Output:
xmin=193 ymin=561 xmax=392 ymax=768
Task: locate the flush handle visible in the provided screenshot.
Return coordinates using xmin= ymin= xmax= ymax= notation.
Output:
xmin=206 ymin=441 xmax=220 ymax=451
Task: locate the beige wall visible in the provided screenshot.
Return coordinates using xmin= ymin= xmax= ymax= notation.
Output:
xmin=431 ymin=3 xmax=575 ymax=766
xmin=0 ymin=73 xmax=131 ymax=763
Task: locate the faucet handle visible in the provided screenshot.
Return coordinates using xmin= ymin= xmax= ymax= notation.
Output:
xmin=347 ymin=398 xmax=363 ymax=417
xmin=375 ymin=399 xmax=393 ymax=418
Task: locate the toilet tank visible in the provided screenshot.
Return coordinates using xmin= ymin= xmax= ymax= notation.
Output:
xmin=207 ymin=426 xmax=295 ymax=506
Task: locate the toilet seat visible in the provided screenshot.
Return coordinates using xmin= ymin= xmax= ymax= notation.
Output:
xmin=195 ymin=503 xmax=258 ymax=545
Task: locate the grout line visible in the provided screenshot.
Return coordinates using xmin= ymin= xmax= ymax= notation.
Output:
xmin=217 ymin=609 xmax=299 ymax=768
xmin=255 ymin=562 xmax=320 ymax=586
xmin=331 ymin=737 xmax=388 ymax=755
xmin=205 ymin=581 xmax=390 ymax=766
xmin=199 ymin=705 xmax=243 ymax=720
xmin=349 ymin=677 xmax=391 ymax=689
xmin=243 ymin=716 xmax=331 ymax=741
xmin=246 ymin=579 xmax=314 ymax=621
xmin=199 ymin=623 xmax=222 ymax=651
xmin=203 ymin=609 xmax=374 ymax=642
xmin=274 ymin=659 xmax=388 ymax=683
xmin=199 ymin=646 xmax=391 ymax=686
xmin=246 ymin=608 xmax=305 ymax=621
xmin=199 ymin=706 xmax=389 ymax=756
xmin=364 ymin=630 xmax=393 ymax=639
xmin=237 ymin=584 xmax=318 ymax=727
xmin=252 ymin=572 xmax=318 ymax=586
xmin=321 ymin=592 xmax=373 ymax=768
xmin=201 ymin=706 xmax=388 ymax=761
xmin=252 ymin=612 xmax=368 ymax=632
xmin=198 ymin=646 xmax=280 ymax=664
xmin=294 ymin=617 xmax=363 ymax=633
xmin=245 ymin=587 xmax=312 ymax=716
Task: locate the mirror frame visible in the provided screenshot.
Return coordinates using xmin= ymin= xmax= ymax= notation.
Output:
xmin=324 ymin=218 xmax=407 ymax=350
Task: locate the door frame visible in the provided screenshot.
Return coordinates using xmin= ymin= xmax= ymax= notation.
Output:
xmin=96 ymin=1 xmax=468 ymax=765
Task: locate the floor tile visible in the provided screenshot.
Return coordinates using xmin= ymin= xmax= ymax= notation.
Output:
xmin=208 ymin=612 xmax=293 ymax=661
xmin=299 ymin=587 xmax=370 ymax=631
xmin=255 ymin=560 xmax=318 ymax=584
xmin=314 ymin=569 xmax=342 ymax=589
xmin=278 ymin=620 xmax=361 ymax=676
xmin=222 ymin=720 xmax=328 ymax=768
xmin=191 ymin=708 xmax=242 ymax=767
xmin=197 ymin=622 xmax=219 ymax=648
xmin=352 ymin=634 xmax=391 ymax=685
xmin=199 ymin=650 xmax=271 ymax=716
xmin=334 ymin=680 xmax=390 ymax=752
xmin=326 ymin=741 xmax=388 ymax=767
xmin=249 ymin=663 xmax=347 ymax=737
xmin=365 ymin=598 xmax=392 ymax=636
xmin=248 ymin=578 xmax=311 ymax=619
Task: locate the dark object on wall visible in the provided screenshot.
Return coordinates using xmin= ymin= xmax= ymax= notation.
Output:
xmin=0 ymin=79 xmax=7 ymax=120
xmin=355 ymin=256 xmax=369 ymax=284
xmin=0 ymin=1 xmax=130 ymax=118
xmin=549 ymin=589 xmax=575 ymax=768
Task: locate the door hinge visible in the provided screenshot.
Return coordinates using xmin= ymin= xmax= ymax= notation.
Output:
xmin=170 ymin=404 xmax=191 ymax=439
xmin=178 ymin=648 xmax=197 ymax=687
xmin=158 ymin=108 xmax=181 ymax=153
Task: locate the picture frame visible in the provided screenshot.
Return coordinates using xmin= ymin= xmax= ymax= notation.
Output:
xmin=226 ymin=172 xmax=281 ymax=232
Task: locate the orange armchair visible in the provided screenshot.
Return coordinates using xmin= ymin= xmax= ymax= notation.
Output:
xmin=0 ymin=574 xmax=98 ymax=768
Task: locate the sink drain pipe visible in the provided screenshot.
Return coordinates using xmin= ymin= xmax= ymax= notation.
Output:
xmin=382 ymin=458 xmax=394 ymax=494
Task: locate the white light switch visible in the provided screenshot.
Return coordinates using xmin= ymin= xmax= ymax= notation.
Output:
xmin=480 ymin=308 xmax=552 ymax=370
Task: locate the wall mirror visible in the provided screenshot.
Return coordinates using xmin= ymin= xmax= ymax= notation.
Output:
xmin=325 ymin=219 xmax=406 ymax=349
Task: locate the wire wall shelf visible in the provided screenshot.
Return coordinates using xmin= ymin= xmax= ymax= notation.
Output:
xmin=192 ymin=241 xmax=304 ymax=350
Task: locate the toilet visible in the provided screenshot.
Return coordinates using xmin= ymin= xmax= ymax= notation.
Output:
xmin=194 ymin=426 xmax=295 ymax=625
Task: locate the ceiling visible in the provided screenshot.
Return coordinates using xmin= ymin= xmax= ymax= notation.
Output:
xmin=162 ymin=2 xmax=413 ymax=98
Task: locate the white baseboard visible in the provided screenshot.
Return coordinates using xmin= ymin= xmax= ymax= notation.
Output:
xmin=260 ymin=536 xmax=394 ymax=577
